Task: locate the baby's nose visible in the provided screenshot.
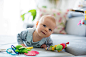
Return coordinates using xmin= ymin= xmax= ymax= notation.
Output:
xmin=45 ymin=28 xmax=48 ymax=32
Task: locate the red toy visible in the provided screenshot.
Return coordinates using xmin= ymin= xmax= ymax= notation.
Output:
xmin=24 ymin=51 xmax=39 ymax=56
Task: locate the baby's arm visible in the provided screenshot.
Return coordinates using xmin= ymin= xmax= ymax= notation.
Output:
xmin=41 ymin=44 xmax=47 ymax=48
xmin=45 ymin=37 xmax=53 ymax=46
xmin=21 ymin=44 xmax=26 ymax=47
xmin=41 ymin=37 xmax=53 ymax=48
xmin=17 ymin=30 xmax=28 ymax=47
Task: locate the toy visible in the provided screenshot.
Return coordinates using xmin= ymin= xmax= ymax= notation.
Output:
xmin=6 ymin=45 xmax=39 ymax=56
xmin=70 ymin=9 xmax=86 ymax=25
xmin=11 ymin=45 xmax=19 ymax=54
xmin=78 ymin=19 xmax=86 ymax=25
xmin=6 ymin=48 xmax=17 ymax=55
xmin=6 ymin=45 xmax=33 ymax=55
xmin=78 ymin=11 xmax=86 ymax=25
xmin=13 ymin=45 xmax=32 ymax=54
xmin=27 ymin=46 xmax=33 ymax=49
xmin=24 ymin=51 xmax=39 ymax=56
xmin=45 ymin=42 xmax=69 ymax=52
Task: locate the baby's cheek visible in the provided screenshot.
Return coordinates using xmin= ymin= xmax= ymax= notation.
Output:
xmin=38 ymin=25 xmax=42 ymax=29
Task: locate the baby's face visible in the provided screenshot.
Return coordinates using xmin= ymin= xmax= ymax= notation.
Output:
xmin=36 ymin=17 xmax=56 ymax=38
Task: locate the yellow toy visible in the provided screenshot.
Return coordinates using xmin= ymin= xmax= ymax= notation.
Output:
xmin=26 ymin=47 xmax=33 ymax=49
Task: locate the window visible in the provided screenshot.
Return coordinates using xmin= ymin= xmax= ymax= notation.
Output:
xmin=0 ymin=0 xmax=36 ymax=35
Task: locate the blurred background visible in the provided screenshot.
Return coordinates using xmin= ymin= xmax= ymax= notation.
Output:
xmin=0 ymin=0 xmax=85 ymax=36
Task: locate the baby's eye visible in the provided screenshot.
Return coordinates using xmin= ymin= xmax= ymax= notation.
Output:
xmin=49 ymin=29 xmax=52 ymax=31
xmin=43 ymin=25 xmax=46 ymax=27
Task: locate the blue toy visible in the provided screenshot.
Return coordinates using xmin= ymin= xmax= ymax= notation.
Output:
xmin=11 ymin=45 xmax=19 ymax=54
xmin=6 ymin=48 xmax=17 ymax=55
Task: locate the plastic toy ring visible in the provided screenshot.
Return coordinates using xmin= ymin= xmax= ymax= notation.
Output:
xmin=11 ymin=45 xmax=19 ymax=54
xmin=6 ymin=48 xmax=17 ymax=55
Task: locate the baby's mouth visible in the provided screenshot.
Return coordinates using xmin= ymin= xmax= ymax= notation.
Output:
xmin=41 ymin=31 xmax=46 ymax=35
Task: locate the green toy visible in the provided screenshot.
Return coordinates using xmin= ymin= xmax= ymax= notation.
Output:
xmin=55 ymin=45 xmax=63 ymax=51
xmin=15 ymin=45 xmax=31 ymax=54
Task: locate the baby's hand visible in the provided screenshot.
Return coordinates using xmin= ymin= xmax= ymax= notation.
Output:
xmin=21 ymin=44 xmax=27 ymax=47
xmin=41 ymin=44 xmax=47 ymax=48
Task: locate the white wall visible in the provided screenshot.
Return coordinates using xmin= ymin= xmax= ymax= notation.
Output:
xmin=35 ymin=0 xmax=56 ymax=8
xmin=35 ymin=0 xmax=81 ymax=11
xmin=0 ymin=0 xmax=3 ymax=20
xmin=0 ymin=0 xmax=4 ymax=32
xmin=57 ymin=0 xmax=81 ymax=11
xmin=0 ymin=0 xmax=23 ymax=35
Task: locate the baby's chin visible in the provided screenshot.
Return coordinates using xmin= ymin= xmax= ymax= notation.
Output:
xmin=44 ymin=35 xmax=50 ymax=38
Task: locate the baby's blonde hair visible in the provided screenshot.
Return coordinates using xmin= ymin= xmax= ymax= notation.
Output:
xmin=39 ymin=15 xmax=56 ymax=25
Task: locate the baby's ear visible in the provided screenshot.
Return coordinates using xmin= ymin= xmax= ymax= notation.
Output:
xmin=36 ymin=21 xmax=39 ymax=28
